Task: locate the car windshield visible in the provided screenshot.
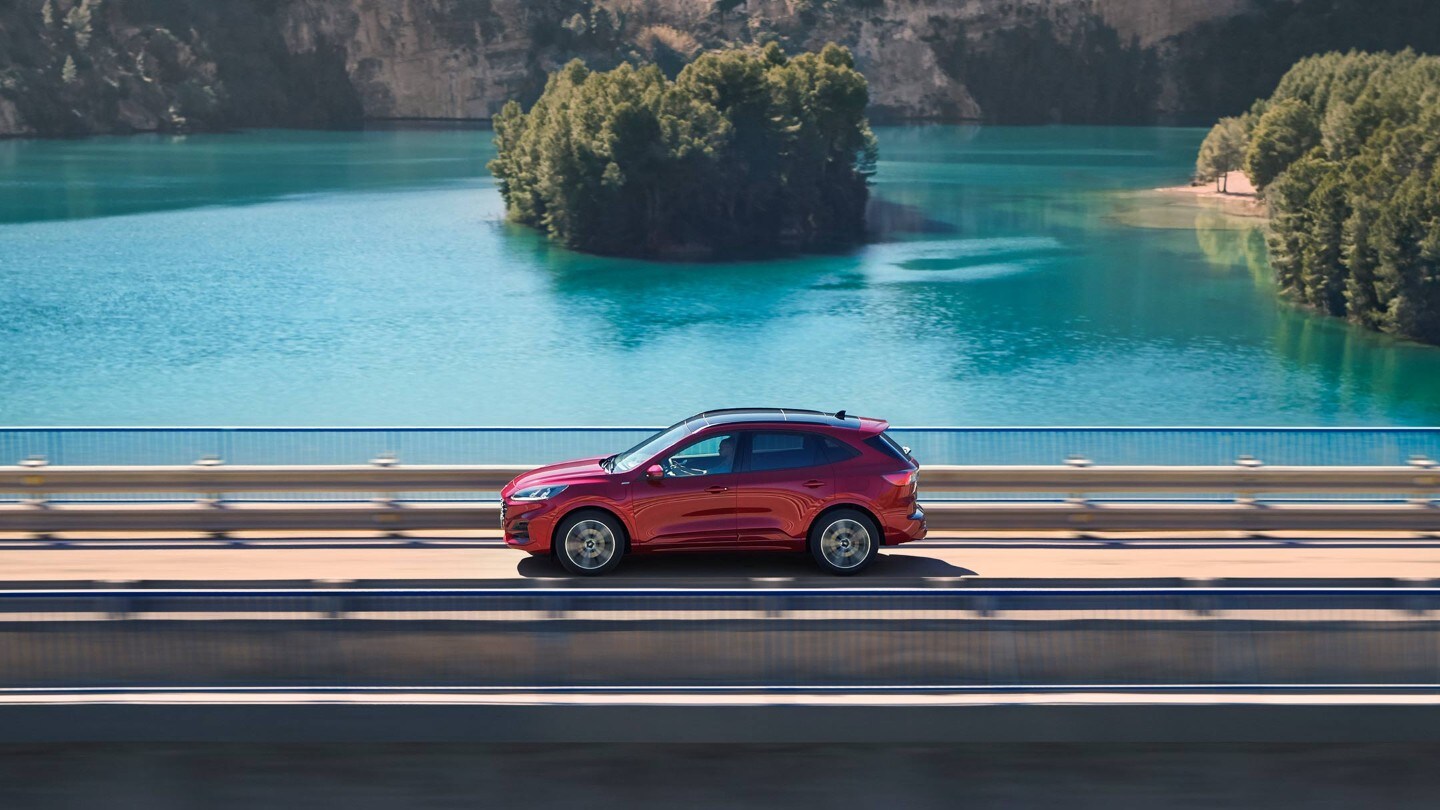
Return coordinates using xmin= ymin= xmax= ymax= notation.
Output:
xmin=611 ymin=420 xmax=695 ymax=472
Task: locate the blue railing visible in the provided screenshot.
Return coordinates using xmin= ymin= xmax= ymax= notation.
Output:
xmin=2 ymin=426 xmax=1439 ymax=467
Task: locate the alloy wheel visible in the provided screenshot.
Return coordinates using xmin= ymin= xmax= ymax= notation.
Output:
xmin=564 ymin=519 xmax=617 ymax=570
xmin=819 ymin=518 xmax=872 ymax=570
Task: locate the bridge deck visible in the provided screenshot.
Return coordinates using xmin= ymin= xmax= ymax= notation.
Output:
xmin=2 ymin=531 xmax=1440 ymax=586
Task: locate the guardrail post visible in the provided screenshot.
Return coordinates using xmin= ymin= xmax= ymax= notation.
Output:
xmin=193 ymin=456 xmax=225 ymax=506
xmin=1064 ymin=456 xmax=1091 ymax=505
xmin=1235 ymin=456 xmax=1263 ymax=505
xmin=370 ymin=454 xmax=399 ymax=507
xmin=18 ymin=455 xmax=48 ymax=507
xmin=314 ymin=594 xmax=346 ymax=620
xmin=537 ymin=594 xmax=572 ymax=687
xmin=105 ymin=593 xmax=134 ymax=620
xmin=1409 ymin=456 xmax=1438 ymax=507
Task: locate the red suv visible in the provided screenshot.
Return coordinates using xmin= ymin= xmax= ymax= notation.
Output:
xmin=501 ymin=409 xmax=926 ymax=575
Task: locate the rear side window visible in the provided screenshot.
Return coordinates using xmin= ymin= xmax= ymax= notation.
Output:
xmin=747 ymin=431 xmax=827 ymax=473
xmin=821 ymin=436 xmax=862 ymax=464
xmin=865 ymin=433 xmax=912 ymax=463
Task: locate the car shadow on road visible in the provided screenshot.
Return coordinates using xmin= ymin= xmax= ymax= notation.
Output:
xmin=515 ymin=551 xmax=976 ymax=580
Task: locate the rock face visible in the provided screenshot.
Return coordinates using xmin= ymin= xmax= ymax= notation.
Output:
xmin=280 ymin=0 xmax=555 ymax=120
xmin=2 ymin=0 xmax=1439 ymax=137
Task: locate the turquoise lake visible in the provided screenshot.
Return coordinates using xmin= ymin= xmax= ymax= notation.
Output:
xmin=2 ymin=125 xmax=1439 ymax=427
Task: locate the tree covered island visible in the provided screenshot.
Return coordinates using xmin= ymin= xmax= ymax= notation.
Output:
xmin=487 ymin=43 xmax=877 ymax=260
xmin=1196 ymin=51 xmax=1440 ymax=344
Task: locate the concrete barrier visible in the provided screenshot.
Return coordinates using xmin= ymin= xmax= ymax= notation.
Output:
xmin=1 ymin=617 xmax=1437 ymax=689
xmin=5 ymin=697 xmax=1440 ymax=743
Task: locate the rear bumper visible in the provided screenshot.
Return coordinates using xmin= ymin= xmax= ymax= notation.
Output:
xmin=885 ymin=506 xmax=927 ymax=545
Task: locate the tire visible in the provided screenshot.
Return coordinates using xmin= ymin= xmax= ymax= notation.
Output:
xmin=555 ymin=510 xmax=626 ymax=576
xmin=808 ymin=508 xmax=879 ymax=575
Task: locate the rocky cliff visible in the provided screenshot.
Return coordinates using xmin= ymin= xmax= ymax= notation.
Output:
xmin=3 ymin=0 xmax=1439 ymax=137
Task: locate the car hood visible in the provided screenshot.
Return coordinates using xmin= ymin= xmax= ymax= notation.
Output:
xmin=502 ymin=456 xmax=609 ymax=496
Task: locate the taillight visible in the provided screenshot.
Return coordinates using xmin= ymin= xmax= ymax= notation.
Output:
xmin=882 ymin=470 xmax=917 ymax=488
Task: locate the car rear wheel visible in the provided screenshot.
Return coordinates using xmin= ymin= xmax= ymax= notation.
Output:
xmin=808 ymin=509 xmax=879 ymax=575
xmin=555 ymin=511 xmax=625 ymax=576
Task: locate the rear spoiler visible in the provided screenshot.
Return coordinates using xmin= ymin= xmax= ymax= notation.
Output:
xmin=833 ymin=410 xmax=887 ymax=436
xmin=855 ymin=417 xmax=888 ymax=435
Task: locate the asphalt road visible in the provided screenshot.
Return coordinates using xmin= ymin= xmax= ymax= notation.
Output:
xmin=3 ymin=531 xmax=1440 ymax=585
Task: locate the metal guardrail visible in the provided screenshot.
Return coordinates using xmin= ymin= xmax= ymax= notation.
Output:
xmin=1 ymin=588 xmax=1437 ymax=689
xmin=0 ymin=464 xmax=531 ymax=493
xmin=2 ymin=501 xmax=1439 ymax=532
xmin=0 ymin=462 xmax=1437 ymax=533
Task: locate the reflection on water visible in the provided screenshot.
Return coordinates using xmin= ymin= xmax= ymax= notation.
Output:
xmin=1 ymin=125 xmax=1438 ymax=426
xmin=862 ymin=237 xmax=1067 ymax=283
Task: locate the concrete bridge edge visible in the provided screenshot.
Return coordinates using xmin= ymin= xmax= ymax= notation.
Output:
xmin=1 ymin=697 xmax=1437 ymax=743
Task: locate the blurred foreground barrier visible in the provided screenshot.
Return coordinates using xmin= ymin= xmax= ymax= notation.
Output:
xmin=0 ymin=588 xmax=1438 ymax=689
xmin=1 ymin=462 xmax=1438 ymax=532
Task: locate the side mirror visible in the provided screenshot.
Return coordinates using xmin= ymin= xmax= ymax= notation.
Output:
xmin=645 ymin=464 xmax=665 ymax=480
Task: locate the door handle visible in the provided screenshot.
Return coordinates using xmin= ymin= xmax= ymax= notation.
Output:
xmin=706 ymin=486 xmax=730 ymax=494
xmin=803 ymin=479 xmax=826 ymax=488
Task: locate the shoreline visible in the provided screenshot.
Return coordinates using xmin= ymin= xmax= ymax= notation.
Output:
xmin=1155 ymin=171 xmax=1266 ymax=219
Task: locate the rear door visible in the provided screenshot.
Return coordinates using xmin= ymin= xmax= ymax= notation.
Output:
xmin=733 ymin=430 xmax=834 ymax=548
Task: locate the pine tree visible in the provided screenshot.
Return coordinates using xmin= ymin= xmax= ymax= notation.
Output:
xmin=66 ymin=0 xmax=94 ymax=50
xmin=488 ymin=44 xmax=876 ymax=259
xmin=1245 ymin=99 xmax=1320 ymax=189
xmin=61 ymin=55 xmax=78 ymax=84
xmin=1198 ymin=51 xmax=1440 ymax=343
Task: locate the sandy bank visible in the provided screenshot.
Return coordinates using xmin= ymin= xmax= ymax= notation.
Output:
xmin=1156 ymin=170 xmax=1265 ymax=218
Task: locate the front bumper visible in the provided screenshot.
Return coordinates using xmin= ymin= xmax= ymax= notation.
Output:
xmin=502 ymin=499 xmax=560 ymax=551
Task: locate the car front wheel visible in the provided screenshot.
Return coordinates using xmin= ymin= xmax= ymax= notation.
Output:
xmin=808 ymin=509 xmax=879 ymax=575
xmin=555 ymin=510 xmax=625 ymax=576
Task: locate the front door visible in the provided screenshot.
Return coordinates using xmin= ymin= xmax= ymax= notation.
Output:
xmin=629 ymin=432 xmax=739 ymax=548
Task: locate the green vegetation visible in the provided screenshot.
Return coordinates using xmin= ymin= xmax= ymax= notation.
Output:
xmin=1244 ymin=99 xmax=1321 ymax=189
xmin=1197 ymin=51 xmax=1440 ymax=343
xmin=487 ymin=43 xmax=877 ymax=259
xmin=1194 ymin=116 xmax=1246 ymax=190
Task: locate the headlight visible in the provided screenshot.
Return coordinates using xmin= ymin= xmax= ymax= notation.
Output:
xmin=511 ymin=485 xmax=568 ymax=501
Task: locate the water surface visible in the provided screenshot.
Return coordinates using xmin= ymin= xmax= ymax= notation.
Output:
xmin=2 ymin=126 xmax=1438 ymax=426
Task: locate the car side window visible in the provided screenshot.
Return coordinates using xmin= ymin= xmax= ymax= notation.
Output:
xmin=864 ymin=433 xmax=912 ymax=463
xmin=821 ymin=436 xmax=862 ymax=463
xmin=661 ymin=433 xmax=737 ymax=477
xmin=746 ymin=431 xmax=828 ymax=473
